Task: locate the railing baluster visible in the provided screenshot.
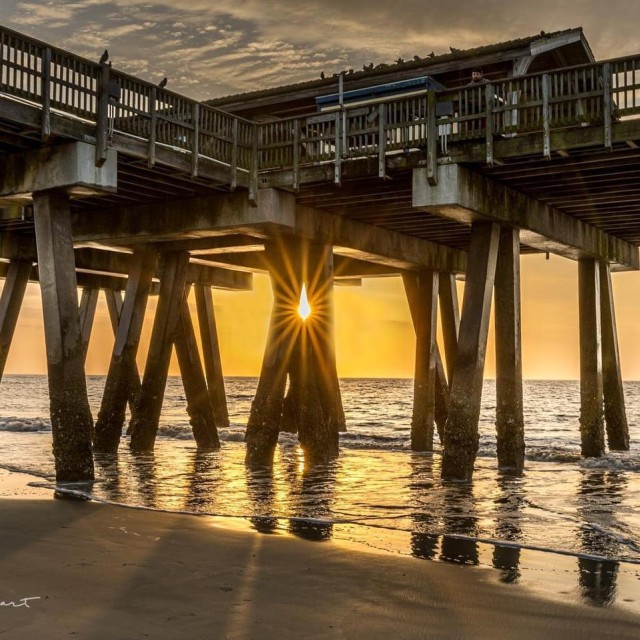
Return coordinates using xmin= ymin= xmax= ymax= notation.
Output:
xmin=427 ymin=89 xmax=438 ymax=185
xmin=603 ymin=62 xmax=613 ymax=151
xmin=192 ymin=102 xmax=200 ymax=177
xmin=41 ymin=47 xmax=51 ymax=140
xmin=485 ymin=83 xmax=494 ymax=166
xmin=378 ymin=103 xmax=386 ymax=179
xmin=230 ymin=117 xmax=238 ymax=191
xmin=334 ymin=110 xmax=342 ymax=185
xmin=542 ymin=74 xmax=551 ymax=159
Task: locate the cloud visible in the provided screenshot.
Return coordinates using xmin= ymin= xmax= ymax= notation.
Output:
xmin=4 ymin=0 xmax=640 ymax=99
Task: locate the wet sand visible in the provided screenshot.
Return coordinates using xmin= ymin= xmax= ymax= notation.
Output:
xmin=1 ymin=489 xmax=639 ymax=639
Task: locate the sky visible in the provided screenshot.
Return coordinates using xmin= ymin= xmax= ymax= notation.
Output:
xmin=3 ymin=0 xmax=640 ymax=379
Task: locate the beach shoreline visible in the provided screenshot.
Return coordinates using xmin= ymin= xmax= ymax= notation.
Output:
xmin=1 ymin=469 xmax=639 ymax=639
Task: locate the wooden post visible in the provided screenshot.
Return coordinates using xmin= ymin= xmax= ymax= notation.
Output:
xmin=33 ymin=190 xmax=94 ymax=482
xmin=94 ymin=252 xmax=155 ymax=453
xmin=245 ymin=243 xmax=299 ymax=467
xmin=0 ymin=261 xmax=31 ymax=382
xmin=78 ymin=288 xmax=99 ymax=362
xmin=95 ymin=62 xmax=111 ymax=167
xmin=438 ymin=273 xmax=460 ymax=383
xmin=578 ymin=258 xmax=605 ymax=457
xmin=403 ymin=270 xmax=439 ymax=451
xmin=194 ymin=284 xmax=229 ymax=430
xmin=599 ymin=261 xmax=629 ymax=450
xmin=494 ymin=227 xmax=525 ymax=470
xmin=103 ymin=289 xmax=142 ymax=419
xmin=442 ymin=221 xmax=500 ymax=481
xmin=129 ymin=251 xmax=189 ymax=453
xmin=175 ymin=292 xmax=220 ymax=449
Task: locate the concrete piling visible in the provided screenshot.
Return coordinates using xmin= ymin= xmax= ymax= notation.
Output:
xmin=599 ymin=261 xmax=629 ymax=451
xmin=103 ymin=289 xmax=142 ymax=424
xmin=129 ymin=251 xmax=189 ymax=453
xmin=95 ymin=251 xmax=155 ymax=453
xmin=194 ymin=284 xmax=229 ymax=430
xmin=494 ymin=227 xmax=525 ymax=471
xmin=33 ymin=190 xmax=94 ymax=482
xmin=442 ymin=221 xmax=499 ymax=481
xmin=578 ymin=258 xmax=605 ymax=457
xmin=175 ymin=292 xmax=220 ymax=449
xmin=403 ymin=270 xmax=439 ymax=451
xmin=0 ymin=260 xmax=31 ymax=383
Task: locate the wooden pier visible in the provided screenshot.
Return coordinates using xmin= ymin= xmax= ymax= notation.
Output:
xmin=0 ymin=26 xmax=638 ymax=481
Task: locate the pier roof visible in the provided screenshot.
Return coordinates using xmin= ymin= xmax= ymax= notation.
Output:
xmin=207 ymin=28 xmax=594 ymax=118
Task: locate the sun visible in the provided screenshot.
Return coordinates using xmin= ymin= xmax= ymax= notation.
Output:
xmin=298 ymin=283 xmax=311 ymax=320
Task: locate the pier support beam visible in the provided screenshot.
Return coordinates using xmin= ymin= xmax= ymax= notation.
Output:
xmin=295 ymin=241 xmax=343 ymax=465
xmin=599 ymin=261 xmax=629 ymax=451
xmin=95 ymin=251 xmax=155 ymax=452
xmin=245 ymin=243 xmax=298 ymax=467
xmin=442 ymin=221 xmax=500 ymax=481
xmin=78 ymin=288 xmax=99 ymax=361
xmin=403 ymin=270 xmax=439 ymax=451
xmin=104 ymin=289 xmax=142 ymax=421
xmin=194 ymin=285 xmax=229 ymax=430
xmin=494 ymin=228 xmax=525 ymax=471
xmin=175 ymin=294 xmax=220 ymax=449
xmin=130 ymin=251 xmax=190 ymax=453
xmin=439 ymin=273 xmax=460 ymax=383
xmin=578 ymin=259 xmax=605 ymax=457
xmin=33 ymin=190 xmax=94 ymax=482
xmin=0 ymin=260 xmax=31 ymax=382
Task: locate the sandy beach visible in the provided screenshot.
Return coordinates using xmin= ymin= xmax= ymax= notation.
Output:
xmin=0 ymin=477 xmax=639 ymax=640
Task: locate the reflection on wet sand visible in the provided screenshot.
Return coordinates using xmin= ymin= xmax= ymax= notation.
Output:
xmin=576 ymin=470 xmax=627 ymax=606
xmin=286 ymin=456 xmax=337 ymax=542
xmin=186 ymin=450 xmax=222 ymax=514
xmin=492 ymin=472 xmax=525 ymax=583
xmin=245 ymin=466 xmax=278 ymax=534
xmin=408 ymin=455 xmax=479 ymax=565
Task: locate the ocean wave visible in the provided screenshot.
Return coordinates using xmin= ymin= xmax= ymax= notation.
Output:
xmin=580 ymin=454 xmax=640 ymax=472
xmin=28 ymin=481 xmax=640 ymax=565
xmin=0 ymin=417 xmax=51 ymax=432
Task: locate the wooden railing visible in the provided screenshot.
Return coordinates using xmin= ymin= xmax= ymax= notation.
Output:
xmin=2 ymin=24 xmax=640 ymax=192
xmin=257 ymin=55 xmax=640 ymax=183
xmin=0 ymin=26 xmax=257 ymax=196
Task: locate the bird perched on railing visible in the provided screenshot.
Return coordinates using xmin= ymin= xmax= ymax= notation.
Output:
xmin=99 ymin=49 xmax=109 ymax=64
xmin=159 ymin=77 xmax=168 ymax=88
xmin=320 ymin=71 xmax=325 ymax=79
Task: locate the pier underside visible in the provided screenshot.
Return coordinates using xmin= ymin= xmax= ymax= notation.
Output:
xmin=0 ymin=25 xmax=638 ymax=481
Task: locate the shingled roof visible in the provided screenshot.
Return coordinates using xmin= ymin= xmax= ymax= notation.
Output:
xmin=207 ymin=27 xmax=591 ymax=109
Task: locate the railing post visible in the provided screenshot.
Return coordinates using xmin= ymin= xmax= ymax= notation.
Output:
xmin=542 ymin=74 xmax=551 ymax=159
xmin=95 ymin=61 xmax=111 ymax=167
xmin=293 ymin=118 xmax=300 ymax=191
xmin=603 ymin=62 xmax=613 ymax=152
xmin=334 ymin=110 xmax=342 ymax=186
xmin=485 ymin=83 xmax=494 ymax=167
xmin=147 ymin=86 xmax=157 ymax=168
xmin=378 ymin=103 xmax=386 ymax=179
xmin=249 ymin=122 xmax=259 ymax=206
xmin=41 ymin=47 xmax=51 ymax=141
xmin=191 ymin=102 xmax=200 ymax=178
xmin=230 ymin=117 xmax=238 ymax=191
xmin=426 ymin=89 xmax=438 ymax=186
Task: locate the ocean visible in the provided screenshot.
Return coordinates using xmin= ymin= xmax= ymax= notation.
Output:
xmin=1 ymin=375 xmax=640 ymax=608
